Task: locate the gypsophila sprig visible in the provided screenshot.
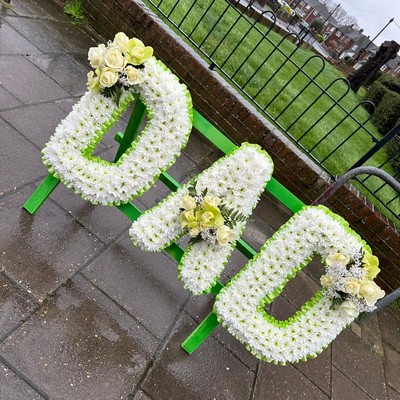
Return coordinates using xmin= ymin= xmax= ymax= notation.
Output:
xmin=321 ymin=249 xmax=385 ymax=317
xmin=179 ymin=181 xmax=245 ymax=247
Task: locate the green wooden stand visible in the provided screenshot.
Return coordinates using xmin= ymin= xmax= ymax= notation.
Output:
xmin=23 ymin=99 xmax=305 ymax=355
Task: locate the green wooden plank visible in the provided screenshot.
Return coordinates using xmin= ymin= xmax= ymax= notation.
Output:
xmin=266 ymin=177 xmax=305 ymax=213
xmin=23 ymin=174 xmax=60 ymax=215
xmin=159 ymin=172 xmax=182 ymax=192
xmin=181 ymin=311 xmax=220 ymax=354
xmin=193 ymin=110 xmax=237 ymax=154
xmin=116 ymin=202 xmax=142 ymax=222
xmin=114 ymin=99 xmax=146 ymax=162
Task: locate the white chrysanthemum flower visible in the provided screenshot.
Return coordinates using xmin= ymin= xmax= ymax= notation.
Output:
xmin=42 ymin=58 xmax=192 ymax=206
xmin=214 ymin=205 xmax=372 ymax=364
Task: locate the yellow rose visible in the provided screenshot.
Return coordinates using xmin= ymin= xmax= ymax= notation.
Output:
xmin=88 ymin=43 xmax=106 ymax=68
xmin=200 ymin=196 xmax=224 ymax=228
xmin=359 ymin=281 xmax=385 ymax=307
xmin=113 ymin=32 xmax=130 ymax=53
xmin=320 ymin=274 xmax=334 ymax=287
xmin=125 ymin=66 xmax=143 ymax=85
xmin=99 ymin=67 xmax=119 ymax=88
xmin=216 ymin=225 xmax=237 ymax=246
xmin=180 ymin=210 xmax=200 ymax=230
xmin=86 ymin=71 xmax=101 ymax=94
xmin=104 ymin=47 xmax=126 ymax=71
xmin=326 ymin=253 xmax=350 ymax=267
xmin=343 ymin=277 xmax=361 ymax=296
xmin=126 ymin=38 xmax=153 ymax=65
xmin=362 ymin=251 xmax=380 ymax=280
xmin=339 ymin=300 xmax=359 ymax=318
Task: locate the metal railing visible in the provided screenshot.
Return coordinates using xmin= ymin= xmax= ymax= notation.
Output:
xmin=146 ymin=0 xmax=399 ymax=222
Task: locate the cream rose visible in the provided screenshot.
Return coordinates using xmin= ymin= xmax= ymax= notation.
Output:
xmin=216 ymin=225 xmax=236 ymax=246
xmin=320 ymin=274 xmax=334 ymax=287
xmin=125 ymin=66 xmax=144 ymax=85
xmin=359 ymin=281 xmax=385 ymax=306
xmin=326 ymin=253 xmax=350 ymax=267
xmin=339 ymin=300 xmax=359 ymax=317
xmin=104 ymin=47 xmax=126 ymax=71
xmin=99 ymin=67 xmax=119 ymax=88
xmin=343 ymin=277 xmax=361 ymax=296
xmin=88 ymin=44 xmax=106 ymax=68
xmin=113 ymin=32 xmax=129 ymax=53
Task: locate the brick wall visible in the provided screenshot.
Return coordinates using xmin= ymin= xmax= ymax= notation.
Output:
xmin=81 ymin=0 xmax=399 ymax=292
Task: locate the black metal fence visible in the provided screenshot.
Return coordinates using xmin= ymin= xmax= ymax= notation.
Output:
xmin=145 ymin=0 xmax=399 ymax=223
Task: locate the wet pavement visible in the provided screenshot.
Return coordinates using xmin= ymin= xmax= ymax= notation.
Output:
xmin=0 ymin=1 xmax=399 ymax=399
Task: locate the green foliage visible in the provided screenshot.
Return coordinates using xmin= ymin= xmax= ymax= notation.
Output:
xmin=378 ymin=73 xmax=400 ymax=94
xmin=64 ymin=0 xmax=85 ymax=22
xmin=365 ymin=81 xmax=390 ymax=110
xmin=387 ymin=134 xmax=400 ymax=174
xmin=372 ymin=91 xmax=400 ymax=134
xmin=309 ymin=18 xmax=324 ymax=33
xmin=219 ymin=204 xmax=247 ymax=229
xmin=144 ymin=0 xmax=399 ymax=223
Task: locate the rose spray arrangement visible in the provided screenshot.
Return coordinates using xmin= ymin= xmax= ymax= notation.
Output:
xmin=87 ymin=32 xmax=153 ymax=104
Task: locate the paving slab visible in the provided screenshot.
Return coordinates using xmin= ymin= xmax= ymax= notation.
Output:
xmin=134 ymin=391 xmax=152 ymax=400
xmin=5 ymin=16 xmax=95 ymax=54
xmin=142 ymin=313 xmax=255 ymax=400
xmin=356 ymin=314 xmax=384 ymax=357
xmin=0 ymin=275 xmax=159 ymax=400
xmin=331 ymin=366 xmax=371 ymax=400
xmin=1 ymin=102 xmax=68 ymax=149
xmin=0 ymin=85 xmax=21 ymax=109
xmin=0 ymin=363 xmax=44 ymax=400
xmin=0 ymin=274 xmax=37 ymax=339
xmin=253 ymin=361 xmax=329 ymax=400
xmin=294 ymin=343 xmax=331 ymax=395
xmin=182 ymin=128 xmax=218 ymax=164
xmin=83 ymin=234 xmax=188 ymax=339
xmin=0 ymin=186 xmax=103 ymax=302
xmin=0 ymin=119 xmax=46 ymax=195
xmin=0 ymin=20 xmax=40 ymax=55
xmin=389 ymin=387 xmax=400 ymax=400
xmin=383 ymin=343 xmax=400 ymax=394
xmin=332 ymin=328 xmax=387 ymax=400
xmin=26 ymin=53 xmax=88 ymax=97
xmin=0 ymin=55 xmax=69 ymax=104
xmin=378 ymin=309 xmax=400 ymax=352
xmin=0 ymin=0 xmax=62 ymax=20
xmin=49 ymin=183 xmax=131 ymax=244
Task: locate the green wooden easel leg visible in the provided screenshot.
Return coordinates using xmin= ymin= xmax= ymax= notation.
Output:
xmin=23 ymin=174 xmax=60 ymax=214
xmin=114 ymin=99 xmax=146 ymax=162
xmin=181 ymin=312 xmax=220 ymax=354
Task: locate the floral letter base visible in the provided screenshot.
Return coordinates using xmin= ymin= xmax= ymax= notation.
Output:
xmin=214 ymin=205 xmax=384 ymax=364
xmin=42 ymin=33 xmax=192 ymax=206
xmin=130 ymin=143 xmax=274 ymax=294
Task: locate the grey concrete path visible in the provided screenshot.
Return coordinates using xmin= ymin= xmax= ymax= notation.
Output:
xmin=0 ymin=1 xmax=399 ymax=399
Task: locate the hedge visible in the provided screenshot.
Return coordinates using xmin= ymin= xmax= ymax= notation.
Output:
xmin=372 ymin=91 xmax=400 ymax=134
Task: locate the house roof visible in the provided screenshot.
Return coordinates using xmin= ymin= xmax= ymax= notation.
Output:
xmin=386 ymin=55 xmax=400 ymax=69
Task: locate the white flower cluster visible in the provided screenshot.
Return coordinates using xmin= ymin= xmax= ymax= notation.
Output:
xmin=321 ymin=251 xmax=384 ymax=316
xmin=129 ymin=143 xmax=274 ymax=293
xmin=214 ymin=206 xmax=371 ymax=364
xmin=42 ymin=57 xmax=192 ymax=205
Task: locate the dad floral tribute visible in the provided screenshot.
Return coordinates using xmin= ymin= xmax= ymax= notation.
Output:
xmin=41 ymin=32 xmax=192 ymax=205
xmin=37 ymin=32 xmax=386 ymax=366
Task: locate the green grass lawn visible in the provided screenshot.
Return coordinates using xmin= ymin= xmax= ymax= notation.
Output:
xmin=145 ymin=0 xmax=399 ymax=223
